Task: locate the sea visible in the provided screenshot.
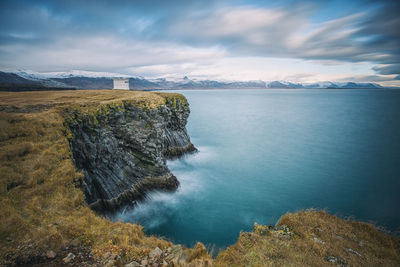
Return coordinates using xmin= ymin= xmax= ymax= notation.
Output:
xmin=114 ymin=89 xmax=400 ymax=251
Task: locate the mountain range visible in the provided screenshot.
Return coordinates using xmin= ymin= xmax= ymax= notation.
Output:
xmin=0 ymin=70 xmax=393 ymax=91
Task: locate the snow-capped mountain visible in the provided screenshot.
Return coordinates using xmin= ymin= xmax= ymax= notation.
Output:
xmin=0 ymin=70 xmax=391 ymax=91
xmin=266 ymin=81 xmax=384 ymax=89
xmin=303 ymin=81 xmax=337 ymax=88
xmin=9 ymin=70 xmax=268 ymax=89
xmin=331 ymin=82 xmax=383 ymax=89
xmin=9 ymin=70 xmax=83 ymax=88
xmin=267 ymin=81 xmax=303 ymax=88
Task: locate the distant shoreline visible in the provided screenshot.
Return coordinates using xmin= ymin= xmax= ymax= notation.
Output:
xmin=146 ymin=87 xmax=399 ymax=91
xmin=1 ymin=85 xmax=399 ymax=92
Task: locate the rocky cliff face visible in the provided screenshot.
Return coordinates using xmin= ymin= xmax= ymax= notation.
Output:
xmin=65 ymin=95 xmax=196 ymax=212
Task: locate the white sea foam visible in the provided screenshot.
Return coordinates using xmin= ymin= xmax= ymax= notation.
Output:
xmin=168 ymin=145 xmax=215 ymax=168
xmin=114 ymin=146 xmax=213 ymax=228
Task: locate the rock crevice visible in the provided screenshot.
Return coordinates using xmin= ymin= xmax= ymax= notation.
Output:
xmin=65 ymin=96 xmax=196 ymax=212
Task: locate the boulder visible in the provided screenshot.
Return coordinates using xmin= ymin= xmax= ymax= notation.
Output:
xmin=325 ymin=256 xmax=349 ymax=267
xmin=165 ymin=245 xmax=186 ymax=266
xmin=125 ymin=261 xmax=140 ymax=267
xmin=149 ymin=247 xmax=163 ymax=259
xmin=63 ymin=253 xmax=75 ymax=263
xmin=46 ymin=250 xmax=56 ymax=259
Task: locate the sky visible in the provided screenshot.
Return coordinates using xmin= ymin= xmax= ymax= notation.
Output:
xmin=0 ymin=0 xmax=399 ymax=86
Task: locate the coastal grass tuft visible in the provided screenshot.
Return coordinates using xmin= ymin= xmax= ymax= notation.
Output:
xmin=215 ymin=210 xmax=400 ymax=266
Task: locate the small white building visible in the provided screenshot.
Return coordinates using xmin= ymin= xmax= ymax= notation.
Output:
xmin=113 ymin=78 xmax=130 ymax=90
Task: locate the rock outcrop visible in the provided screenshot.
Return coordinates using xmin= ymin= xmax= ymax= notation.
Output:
xmin=65 ymin=95 xmax=196 ymax=212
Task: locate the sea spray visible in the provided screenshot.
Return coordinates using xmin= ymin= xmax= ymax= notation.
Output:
xmin=114 ymin=147 xmax=214 ymax=230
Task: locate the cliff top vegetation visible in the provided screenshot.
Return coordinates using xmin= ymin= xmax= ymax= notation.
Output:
xmin=0 ymin=90 xmax=186 ymax=110
xmin=216 ymin=210 xmax=400 ymax=266
xmin=0 ymin=90 xmax=210 ymax=266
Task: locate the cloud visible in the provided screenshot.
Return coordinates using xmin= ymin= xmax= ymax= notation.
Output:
xmin=162 ymin=1 xmax=400 ymax=76
xmin=166 ymin=4 xmax=312 ymax=56
xmin=0 ymin=0 xmax=399 ymax=81
xmin=0 ymin=34 xmax=225 ymax=73
xmin=338 ymin=74 xmax=398 ymax=83
xmin=164 ymin=2 xmax=398 ymax=65
xmin=373 ymin=64 xmax=400 ymax=75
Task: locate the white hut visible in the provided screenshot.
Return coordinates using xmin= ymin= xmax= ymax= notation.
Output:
xmin=113 ymin=78 xmax=129 ymax=90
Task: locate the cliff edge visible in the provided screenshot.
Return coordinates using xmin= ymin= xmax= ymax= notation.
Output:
xmin=65 ymin=93 xmax=196 ymax=212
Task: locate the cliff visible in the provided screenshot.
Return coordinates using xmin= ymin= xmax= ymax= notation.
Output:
xmin=65 ymin=94 xmax=196 ymax=212
xmin=0 ymin=90 xmax=210 ymax=266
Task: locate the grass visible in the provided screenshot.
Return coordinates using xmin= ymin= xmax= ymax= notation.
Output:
xmin=215 ymin=210 xmax=400 ymax=266
xmin=0 ymin=90 xmax=189 ymax=114
xmin=1 ymin=90 xmax=399 ymax=266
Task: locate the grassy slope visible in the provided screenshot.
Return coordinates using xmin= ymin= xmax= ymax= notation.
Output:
xmin=0 ymin=90 xmax=399 ymax=266
xmin=216 ymin=210 xmax=400 ymax=266
xmin=0 ymin=90 xmax=208 ymax=265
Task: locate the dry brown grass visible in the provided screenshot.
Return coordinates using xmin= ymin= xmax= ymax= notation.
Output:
xmin=216 ymin=210 xmax=400 ymax=267
xmin=0 ymin=90 xmax=165 ymax=108
xmin=0 ymin=90 xmax=202 ymax=265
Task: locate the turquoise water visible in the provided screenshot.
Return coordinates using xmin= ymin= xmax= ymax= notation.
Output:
xmin=116 ymin=89 xmax=400 ymax=250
